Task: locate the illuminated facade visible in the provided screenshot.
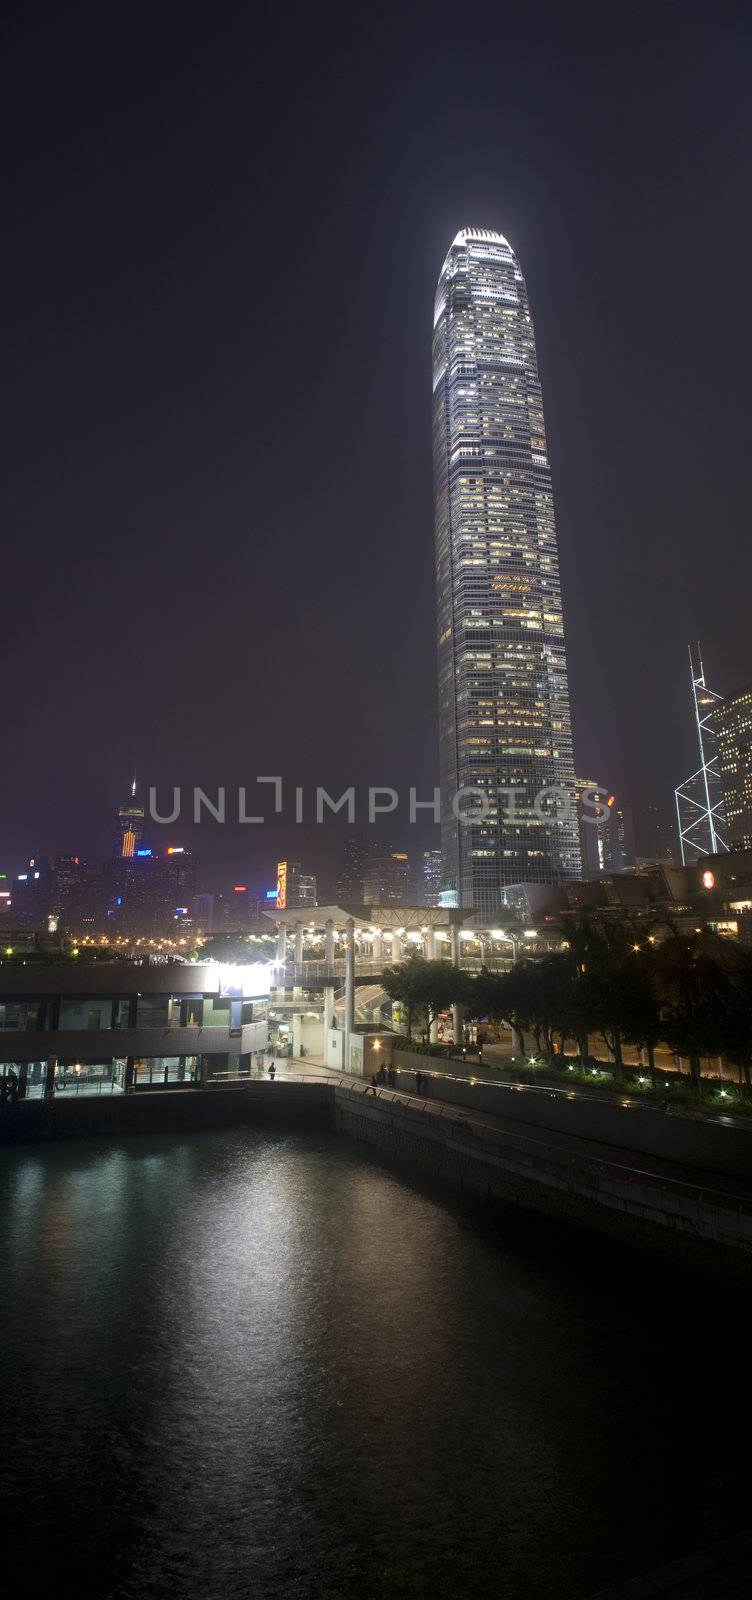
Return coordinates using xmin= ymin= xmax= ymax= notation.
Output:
xmin=362 ymin=847 xmax=410 ymax=906
xmin=576 ymin=780 xmax=635 ymax=878
xmin=114 ymin=780 xmax=145 ymax=859
xmin=276 ymin=861 xmax=316 ymax=910
xmin=0 ymin=961 xmax=269 ymax=1096
xmin=713 ymin=685 xmax=752 ymax=851
xmin=674 ymin=646 xmax=728 ymax=863
xmin=421 ymin=849 xmax=442 ymax=907
xmin=433 ymin=228 xmax=580 ymax=916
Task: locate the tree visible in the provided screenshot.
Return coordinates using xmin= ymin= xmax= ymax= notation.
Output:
xmin=574 ymin=913 xmax=647 ymax=1082
xmin=550 ymin=917 xmax=587 ymax=1062
xmin=381 ymin=955 xmax=462 ymax=1042
xmin=620 ymin=952 xmax=662 ymax=1087
xmin=545 ymin=913 xmax=657 ymax=1082
xmin=654 ymin=925 xmax=744 ymax=1090
xmin=465 ymin=963 xmax=539 ymax=1058
xmin=584 ymin=960 xmax=643 ymax=1083
xmin=522 ymin=952 xmax=576 ymax=1064
xmin=713 ymin=958 xmax=752 ymax=1088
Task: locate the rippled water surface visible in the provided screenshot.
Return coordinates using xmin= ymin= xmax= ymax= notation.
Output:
xmin=1 ymin=1128 xmax=747 ymax=1599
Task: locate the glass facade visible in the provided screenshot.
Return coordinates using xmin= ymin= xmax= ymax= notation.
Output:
xmin=433 ymin=228 xmax=581 ymax=917
xmin=714 ymin=686 xmax=752 ymax=851
xmin=0 ymin=986 xmax=270 ymax=1097
xmin=133 ymin=1056 xmax=199 ymax=1086
xmin=0 ymin=1060 xmax=126 ymax=1097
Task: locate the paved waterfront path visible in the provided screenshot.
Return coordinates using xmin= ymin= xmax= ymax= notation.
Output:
xmin=279 ymin=1062 xmax=752 ymax=1215
xmin=588 ymin=1528 xmax=752 ymax=1597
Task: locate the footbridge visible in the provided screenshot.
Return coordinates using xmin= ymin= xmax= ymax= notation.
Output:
xmin=264 ymin=903 xmax=561 ymax=1075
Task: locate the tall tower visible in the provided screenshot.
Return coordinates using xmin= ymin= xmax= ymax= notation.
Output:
xmin=674 ymin=646 xmax=728 ymax=862
xmin=433 ymin=228 xmax=580 ymax=918
xmin=713 ymin=683 xmax=752 ymax=851
xmin=114 ymin=778 xmax=145 ymax=859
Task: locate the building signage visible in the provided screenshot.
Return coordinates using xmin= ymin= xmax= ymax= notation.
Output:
xmin=216 ymin=961 xmax=272 ymax=999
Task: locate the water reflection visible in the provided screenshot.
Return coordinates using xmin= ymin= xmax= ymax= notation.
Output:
xmin=0 ymin=1129 xmax=747 ymax=1600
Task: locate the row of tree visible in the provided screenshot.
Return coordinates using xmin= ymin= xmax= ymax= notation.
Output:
xmin=381 ymin=916 xmax=752 ymax=1089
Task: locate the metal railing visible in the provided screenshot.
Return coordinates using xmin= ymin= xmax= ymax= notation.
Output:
xmin=328 ymin=1077 xmax=752 ymax=1218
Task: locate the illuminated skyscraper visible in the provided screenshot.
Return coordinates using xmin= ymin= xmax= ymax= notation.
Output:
xmin=275 ymin=861 xmax=317 ymax=910
xmin=712 ymin=684 xmax=752 ymax=851
xmin=362 ymin=846 xmax=410 ymax=907
xmin=114 ymin=779 xmax=145 ymax=859
xmin=421 ymin=848 xmax=442 ymax=907
xmin=336 ymin=834 xmax=364 ymax=904
xmin=433 ymin=228 xmax=580 ymax=916
xmin=674 ymin=646 xmax=728 ymax=863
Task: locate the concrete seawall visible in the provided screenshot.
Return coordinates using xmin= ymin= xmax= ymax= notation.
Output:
xmin=0 ymin=1082 xmax=334 ymax=1145
xmin=392 ymin=1052 xmax=752 ymax=1184
xmin=334 ymin=1084 xmax=752 ymax=1278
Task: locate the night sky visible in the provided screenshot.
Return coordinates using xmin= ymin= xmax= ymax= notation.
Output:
xmin=2 ymin=1 xmax=751 ymax=892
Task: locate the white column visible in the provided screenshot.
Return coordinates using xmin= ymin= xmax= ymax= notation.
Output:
xmin=450 ymin=923 xmax=462 ymax=1046
xmin=372 ymin=931 xmax=383 ymax=965
xmin=324 ymin=985 xmax=335 ymax=1032
xmin=391 ymin=930 xmax=401 ymax=963
xmin=427 ymin=924 xmax=439 ymax=1042
xmin=324 ymin=918 xmax=335 ymax=968
xmin=292 ymin=922 xmax=304 ymax=998
xmin=276 ymin=923 xmax=287 ymax=964
xmin=344 ymin=917 xmax=355 ymax=1072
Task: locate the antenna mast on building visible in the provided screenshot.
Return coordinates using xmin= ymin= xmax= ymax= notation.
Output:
xmin=674 ymin=644 xmax=728 ymax=863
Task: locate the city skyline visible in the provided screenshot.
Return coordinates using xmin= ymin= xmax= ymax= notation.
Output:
xmin=2 ymin=14 xmax=752 ymax=1600
xmin=2 ymin=6 xmax=751 ymax=882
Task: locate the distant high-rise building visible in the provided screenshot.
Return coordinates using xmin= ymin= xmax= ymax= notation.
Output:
xmin=614 ymin=803 xmax=636 ymax=871
xmin=103 ymin=845 xmax=196 ymax=938
xmin=336 ymin=834 xmax=364 ymax=904
xmin=218 ymin=885 xmax=266 ymax=931
xmin=433 ymin=228 xmax=580 ymax=918
xmin=276 ymin=861 xmax=316 ymax=910
xmin=674 ymin=647 xmax=728 ymax=863
xmin=114 ymin=779 xmax=145 ymax=859
xmin=362 ymin=847 xmax=410 ymax=907
xmin=11 ymin=856 xmax=54 ymax=928
xmin=713 ymin=685 xmax=752 ymax=851
xmin=52 ymin=854 xmax=97 ymax=933
xmin=576 ymin=780 xmax=610 ymax=878
xmin=193 ymin=893 xmax=215 ymax=933
xmin=421 ymin=849 xmax=442 ymax=907
xmin=576 ymin=781 xmax=635 ymax=878
xmin=635 ymin=805 xmax=677 ymax=866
